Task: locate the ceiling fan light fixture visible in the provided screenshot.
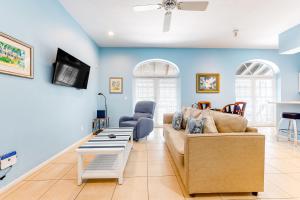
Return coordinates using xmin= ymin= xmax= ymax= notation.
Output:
xmin=133 ymin=4 xmax=161 ymax=12
xmin=108 ymin=31 xmax=115 ymax=37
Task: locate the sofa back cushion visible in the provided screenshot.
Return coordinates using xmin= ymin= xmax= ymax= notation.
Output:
xmin=210 ymin=110 xmax=248 ymax=133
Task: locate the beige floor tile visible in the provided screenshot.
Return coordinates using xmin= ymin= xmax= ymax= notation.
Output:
xmin=148 ymin=176 xmax=184 ymax=200
xmin=0 ymin=181 xmax=26 ymax=200
xmin=62 ymin=164 xmax=77 ymax=180
xmin=3 ymin=180 xmax=56 ymax=200
xmin=112 ymin=177 xmax=148 ymax=200
xmin=265 ymin=164 xmax=282 ymax=174
xmin=146 ymin=143 xmax=167 ymax=151
xmin=266 ymin=158 xmax=300 ymax=173
xmin=75 ymin=180 xmax=116 ymax=200
xmin=132 ymin=142 xmax=147 ymax=151
xmin=124 ymin=161 xmax=147 ymax=177
xmin=267 ymin=173 xmax=300 ymax=197
xmin=148 ymin=160 xmax=174 ymax=176
xmin=40 ymin=179 xmax=83 ymax=200
xmin=52 ymin=152 xmax=77 ymax=164
xmin=128 ymin=151 xmax=148 ymax=162
xmin=258 ymin=180 xmax=291 ymax=199
xmin=28 ymin=163 xmax=73 ymax=180
xmin=148 ymin=150 xmax=170 ymax=161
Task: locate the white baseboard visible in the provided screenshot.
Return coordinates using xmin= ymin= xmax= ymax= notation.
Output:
xmin=0 ymin=134 xmax=91 ymax=194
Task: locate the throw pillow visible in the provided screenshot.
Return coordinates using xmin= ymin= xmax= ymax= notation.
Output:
xmin=181 ymin=107 xmax=202 ymax=129
xmin=172 ymin=112 xmax=183 ymax=130
xmin=185 ymin=117 xmax=206 ymax=134
xmin=199 ymin=110 xmax=218 ymax=133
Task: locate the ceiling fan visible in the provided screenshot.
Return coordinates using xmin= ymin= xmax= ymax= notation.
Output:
xmin=133 ymin=0 xmax=209 ymax=32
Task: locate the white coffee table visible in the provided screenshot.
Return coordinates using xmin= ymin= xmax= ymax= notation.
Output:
xmin=76 ymin=128 xmax=133 ymax=185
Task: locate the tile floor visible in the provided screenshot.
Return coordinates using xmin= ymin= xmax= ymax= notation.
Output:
xmin=2 ymin=127 xmax=300 ymax=199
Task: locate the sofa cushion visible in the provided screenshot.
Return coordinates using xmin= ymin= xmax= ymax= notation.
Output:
xmin=164 ymin=124 xmax=185 ymax=155
xmin=172 ymin=112 xmax=183 ymax=130
xmin=210 ymin=110 xmax=248 ymax=133
xmin=119 ymin=120 xmax=137 ymax=127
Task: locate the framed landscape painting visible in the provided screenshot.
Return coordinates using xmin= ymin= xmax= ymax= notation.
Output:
xmin=0 ymin=32 xmax=33 ymax=78
xmin=109 ymin=77 xmax=123 ymax=94
xmin=196 ymin=73 xmax=220 ymax=93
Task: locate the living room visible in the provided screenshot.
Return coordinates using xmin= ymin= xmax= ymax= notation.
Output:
xmin=1 ymin=0 xmax=300 ymax=199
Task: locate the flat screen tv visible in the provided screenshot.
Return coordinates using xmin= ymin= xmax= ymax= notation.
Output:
xmin=52 ymin=48 xmax=90 ymax=89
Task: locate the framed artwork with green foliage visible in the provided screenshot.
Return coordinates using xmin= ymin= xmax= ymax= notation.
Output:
xmin=0 ymin=32 xmax=33 ymax=78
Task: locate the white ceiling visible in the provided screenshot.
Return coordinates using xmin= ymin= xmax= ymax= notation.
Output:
xmin=59 ymin=0 xmax=300 ymax=49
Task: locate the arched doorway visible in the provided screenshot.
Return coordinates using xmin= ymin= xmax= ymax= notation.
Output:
xmin=133 ymin=59 xmax=180 ymax=126
xmin=235 ymin=59 xmax=279 ymax=126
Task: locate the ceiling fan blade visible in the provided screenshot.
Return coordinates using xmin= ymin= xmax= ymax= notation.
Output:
xmin=177 ymin=1 xmax=209 ymax=11
xmin=163 ymin=11 xmax=172 ymax=32
xmin=133 ymin=4 xmax=162 ymax=12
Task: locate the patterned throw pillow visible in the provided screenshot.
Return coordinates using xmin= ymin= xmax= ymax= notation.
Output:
xmin=172 ymin=112 xmax=183 ymax=130
xmin=181 ymin=107 xmax=202 ymax=129
xmin=185 ymin=117 xmax=206 ymax=134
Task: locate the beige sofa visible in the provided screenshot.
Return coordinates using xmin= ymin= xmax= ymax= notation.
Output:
xmin=163 ymin=110 xmax=265 ymax=195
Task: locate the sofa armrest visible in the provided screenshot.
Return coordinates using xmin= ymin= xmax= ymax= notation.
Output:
xmin=119 ymin=116 xmax=134 ymax=123
xmin=184 ymin=133 xmax=265 ymax=194
xmin=246 ymin=127 xmax=258 ymax=132
xmin=163 ymin=113 xmax=174 ymax=124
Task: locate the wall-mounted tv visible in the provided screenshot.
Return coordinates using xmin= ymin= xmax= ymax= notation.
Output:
xmin=52 ymin=48 xmax=90 ymax=89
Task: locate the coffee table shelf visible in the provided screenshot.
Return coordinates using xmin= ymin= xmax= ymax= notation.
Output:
xmin=76 ymin=128 xmax=133 ymax=185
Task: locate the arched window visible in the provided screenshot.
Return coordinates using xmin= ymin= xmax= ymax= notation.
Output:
xmin=235 ymin=60 xmax=279 ymax=126
xmin=133 ymin=59 xmax=180 ymax=126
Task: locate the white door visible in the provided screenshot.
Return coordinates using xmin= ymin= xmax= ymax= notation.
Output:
xmin=134 ymin=78 xmax=179 ymax=126
xmin=236 ymin=76 xmax=276 ymax=126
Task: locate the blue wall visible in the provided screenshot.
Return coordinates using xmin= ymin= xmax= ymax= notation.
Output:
xmin=98 ymin=48 xmax=300 ymax=126
xmin=0 ymin=0 xmax=100 ymax=188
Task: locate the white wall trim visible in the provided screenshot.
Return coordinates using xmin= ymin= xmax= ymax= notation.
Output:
xmin=0 ymin=133 xmax=91 ymax=194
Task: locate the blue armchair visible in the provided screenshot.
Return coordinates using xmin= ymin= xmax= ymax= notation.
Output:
xmin=119 ymin=101 xmax=156 ymax=141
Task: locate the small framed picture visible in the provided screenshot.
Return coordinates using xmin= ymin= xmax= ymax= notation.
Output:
xmin=0 ymin=32 xmax=34 ymax=78
xmin=196 ymin=73 xmax=220 ymax=93
xmin=109 ymin=77 xmax=123 ymax=94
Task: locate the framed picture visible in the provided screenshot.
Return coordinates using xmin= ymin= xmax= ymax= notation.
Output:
xmin=0 ymin=32 xmax=33 ymax=78
xmin=109 ymin=77 xmax=123 ymax=94
xmin=196 ymin=73 xmax=220 ymax=93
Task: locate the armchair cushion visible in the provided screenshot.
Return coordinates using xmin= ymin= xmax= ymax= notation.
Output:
xmin=133 ymin=112 xmax=153 ymax=120
xmin=119 ymin=120 xmax=137 ymax=127
xmin=135 ymin=101 xmax=156 ymax=114
xmin=119 ymin=116 xmax=134 ymax=122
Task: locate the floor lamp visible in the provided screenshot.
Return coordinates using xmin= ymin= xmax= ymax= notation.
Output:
xmin=98 ymin=92 xmax=108 ymax=128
